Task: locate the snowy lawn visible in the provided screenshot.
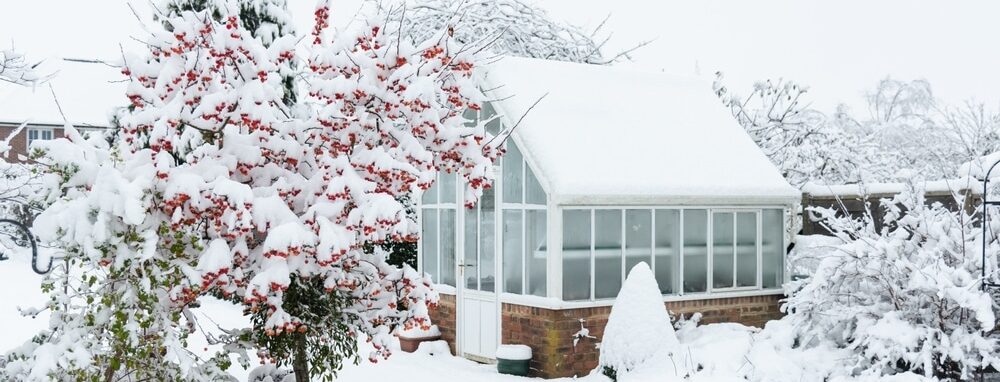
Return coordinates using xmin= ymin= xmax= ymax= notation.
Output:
xmin=0 ymin=253 xmax=939 ymax=382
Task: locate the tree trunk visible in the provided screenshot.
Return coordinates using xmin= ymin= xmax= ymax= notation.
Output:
xmin=293 ymin=334 xmax=309 ymax=382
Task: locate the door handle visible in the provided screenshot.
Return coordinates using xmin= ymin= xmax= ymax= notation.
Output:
xmin=459 ymin=264 xmax=476 ymax=267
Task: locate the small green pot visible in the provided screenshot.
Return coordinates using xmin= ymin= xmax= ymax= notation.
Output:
xmin=497 ymin=358 xmax=530 ymax=376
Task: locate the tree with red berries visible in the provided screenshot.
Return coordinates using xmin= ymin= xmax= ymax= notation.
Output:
xmin=1 ymin=0 xmax=499 ymax=381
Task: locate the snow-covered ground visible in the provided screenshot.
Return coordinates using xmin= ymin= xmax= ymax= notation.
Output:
xmin=0 ymin=255 xmax=934 ymax=382
xmin=0 ymin=251 xmax=941 ymax=382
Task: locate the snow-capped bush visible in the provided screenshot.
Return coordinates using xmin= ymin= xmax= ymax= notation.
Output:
xmin=784 ymin=183 xmax=1000 ymax=379
xmin=599 ymin=262 xmax=679 ymax=380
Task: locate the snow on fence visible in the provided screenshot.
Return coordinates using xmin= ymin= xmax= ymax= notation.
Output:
xmin=800 ymin=179 xmax=980 ymax=236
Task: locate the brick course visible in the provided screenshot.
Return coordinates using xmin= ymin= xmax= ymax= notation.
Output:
xmin=429 ymin=293 xmax=784 ymax=379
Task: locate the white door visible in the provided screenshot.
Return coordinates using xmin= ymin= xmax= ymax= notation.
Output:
xmin=458 ymin=187 xmax=499 ymax=360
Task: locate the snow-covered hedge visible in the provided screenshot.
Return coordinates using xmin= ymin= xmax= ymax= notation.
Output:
xmin=785 ymin=184 xmax=1000 ymax=379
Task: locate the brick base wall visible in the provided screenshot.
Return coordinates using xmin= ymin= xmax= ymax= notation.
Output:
xmin=427 ymin=294 xmax=457 ymax=354
xmin=429 ymin=293 xmax=783 ymax=379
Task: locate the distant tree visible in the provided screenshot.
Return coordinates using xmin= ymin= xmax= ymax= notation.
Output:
xmin=385 ymin=0 xmax=648 ymax=65
xmin=0 ymin=47 xmax=48 ymax=86
xmin=713 ymin=73 xmax=888 ymax=186
xmin=716 ymin=74 xmax=1000 ymax=185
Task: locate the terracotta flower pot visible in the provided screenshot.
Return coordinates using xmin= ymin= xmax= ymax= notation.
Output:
xmin=398 ymin=334 xmax=442 ymax=353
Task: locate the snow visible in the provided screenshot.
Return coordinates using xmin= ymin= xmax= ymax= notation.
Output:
xmin=802 ymin=178 xmax=981 ymax=197
xmin=483 ymin=56 xmax=800 ymax=205
xmin=0 ymin=262 xmax=957 ymax=382
xmin=494 ymin=344 xmax=531 ymax=361
xmin=599 ymin=262 xmax=679 ymax=376
xmin=0 ymin=59 xmax=125 ymax=127
xmin=399 ymin=324 xmax=441 ymax=339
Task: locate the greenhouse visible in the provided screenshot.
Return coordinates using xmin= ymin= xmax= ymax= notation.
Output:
xmin=417 ymin=57 xmax=800 ymax=377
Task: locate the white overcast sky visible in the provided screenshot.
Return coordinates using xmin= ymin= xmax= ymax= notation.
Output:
xmin=2 ymin=0 xmax=998 ymax=113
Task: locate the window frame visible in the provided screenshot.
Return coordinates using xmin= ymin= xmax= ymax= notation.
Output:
xmin=559 ymin=205 xmax=785 ymax=302
xmin=420 ymin=172 xmax=460 ymax=287
xmin=27 ymin=127 xmax=54 ymax=147
xmin=500 ymin=140 xmax=547 ymax=297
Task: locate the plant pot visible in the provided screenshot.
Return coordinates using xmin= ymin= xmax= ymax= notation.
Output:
xmin=398 ymin=334 xmax=441 ymax=353
xmin=496 ymin=344 xmax=532 ymax=376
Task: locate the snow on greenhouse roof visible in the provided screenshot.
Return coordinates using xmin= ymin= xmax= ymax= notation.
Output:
xmin=0 ymin=59 xmax=125 ymax=128
xmin=483 ymin=56 xmax=800 ymax=205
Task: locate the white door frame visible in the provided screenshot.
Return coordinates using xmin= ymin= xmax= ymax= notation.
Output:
xmin=455 ymin=170 xmax=502 ymax=360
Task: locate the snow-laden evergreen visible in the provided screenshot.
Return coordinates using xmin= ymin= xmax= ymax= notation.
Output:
xmin=598 ymin=262 xmax=679 ymax=379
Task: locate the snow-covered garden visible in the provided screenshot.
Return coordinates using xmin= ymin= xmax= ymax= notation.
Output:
xmin=3 ymin=0 xmax=1000 ymax=381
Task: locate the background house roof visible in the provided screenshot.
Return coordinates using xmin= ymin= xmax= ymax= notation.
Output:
xmin=484 ymin=56 xmax=800 ymax=205
xmin=0 ymin=59 xmax=125 ymax=128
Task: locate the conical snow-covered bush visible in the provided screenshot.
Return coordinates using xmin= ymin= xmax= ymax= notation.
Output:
xmin=599 ymin=262 xmax=679 ymax=379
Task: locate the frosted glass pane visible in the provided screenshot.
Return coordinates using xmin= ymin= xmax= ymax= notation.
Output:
xmin=525 ymin=165 xmax=546 ymax=205
xmin=482 ymin=102 xmax=501 ymax=135
xmin=762 ymin=209 xmax=784 ymax=289
xmin=562 ymin=210 xmax=591 ymax=301
xmin=480 ymin=187 xmax=496 ymax=292
xmin=439 ymin=172 xmax=456 ymax=203
xmin=654 ymin=210 xmax=680 ymax=295
xmin=440 ymin=209 xmax=456 ymax=287
xmin=503 ymin=210 xmax=523 ymax=294
xmin=683 ymin=210 xmax=708 ymax=293
xmin=503 ymin=143 xmax=523 ymax=203
xmin=712 ymin=212 xmax=734 ymax=289
xmin=463 ymin=107 xmax=478 ymax=127
xmin=464 ymin=208 xmax=478 ymax=290
xmin=737 ymin=212 xmax=757 ymax=287
xmin=595 ymin=210 xmax=622 ymax=299
xmin=625 ymin=210 xmax=652 ymax=276
xmin=526 ymin=210 xmax=547 ymax=297
xmin=422 ymin=209 xmax=438 ymax=282
xmin=421 ymin=180 xmax=437 ymax=204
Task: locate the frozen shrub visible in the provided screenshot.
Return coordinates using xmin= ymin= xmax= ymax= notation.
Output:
xmin=785 ymin=183 xmax=1000 ymax=379
xmin=599 ymin=262 xmax=679 ymax=380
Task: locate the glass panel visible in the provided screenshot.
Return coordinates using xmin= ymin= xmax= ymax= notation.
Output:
xmin=712 ymin=212 xmax=734 ymax=289
xmin=594 ymin=209 xmax=623 ymax=299
xmin=762 ymin=209 xmax=784 ymax=289
xmin=562 ymin=210 xmax=591 ymax=301
xmin=503 ymin=210 xmax=523 ymax=294
xmin=421 ymin=209 xmax=438 ymax=282
xmin=654 ymin=210 xmax=680 ymax=295
xmin=525 ymin=165 xmax=546 ymax=205
xmin=44 ymin=130 xmax=52 ymax=140
xmin=464 ymin=207 xmax=478 ymax=290
xmin=736 ymin=212 xmax=758 ymax=287
xmin=439 ymin=172 xmax=456 ymax=203
xmin=421 ymin=176 xmax=438 ymax=204
xmin=625 ymin=210 xmax=652 ymax=277
xmin=440 ymin=209 xmax=456 ymax=287
xmin=502 ymin=143 xmax=523 ymax=203
xmin=463 ymin=107 xmax=478 ymax=127
xmin=526 ymin=210 xmax=547 ymax=297
xmin=480 ymin=187 xmax=496 ymax=292
xmin=683 ymin=209 xmax=708 ymax=293
xmin=482 ymin=102 xmax=501 ymax=136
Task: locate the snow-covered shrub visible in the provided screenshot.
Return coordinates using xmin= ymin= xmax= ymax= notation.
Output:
xmin=3 ymin=0 xmax=501 ymax=380
xmin=599 ymin=262 xmax=679 ymax=380
xmin=784 ymin=183 xmax=1000 ymax=379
